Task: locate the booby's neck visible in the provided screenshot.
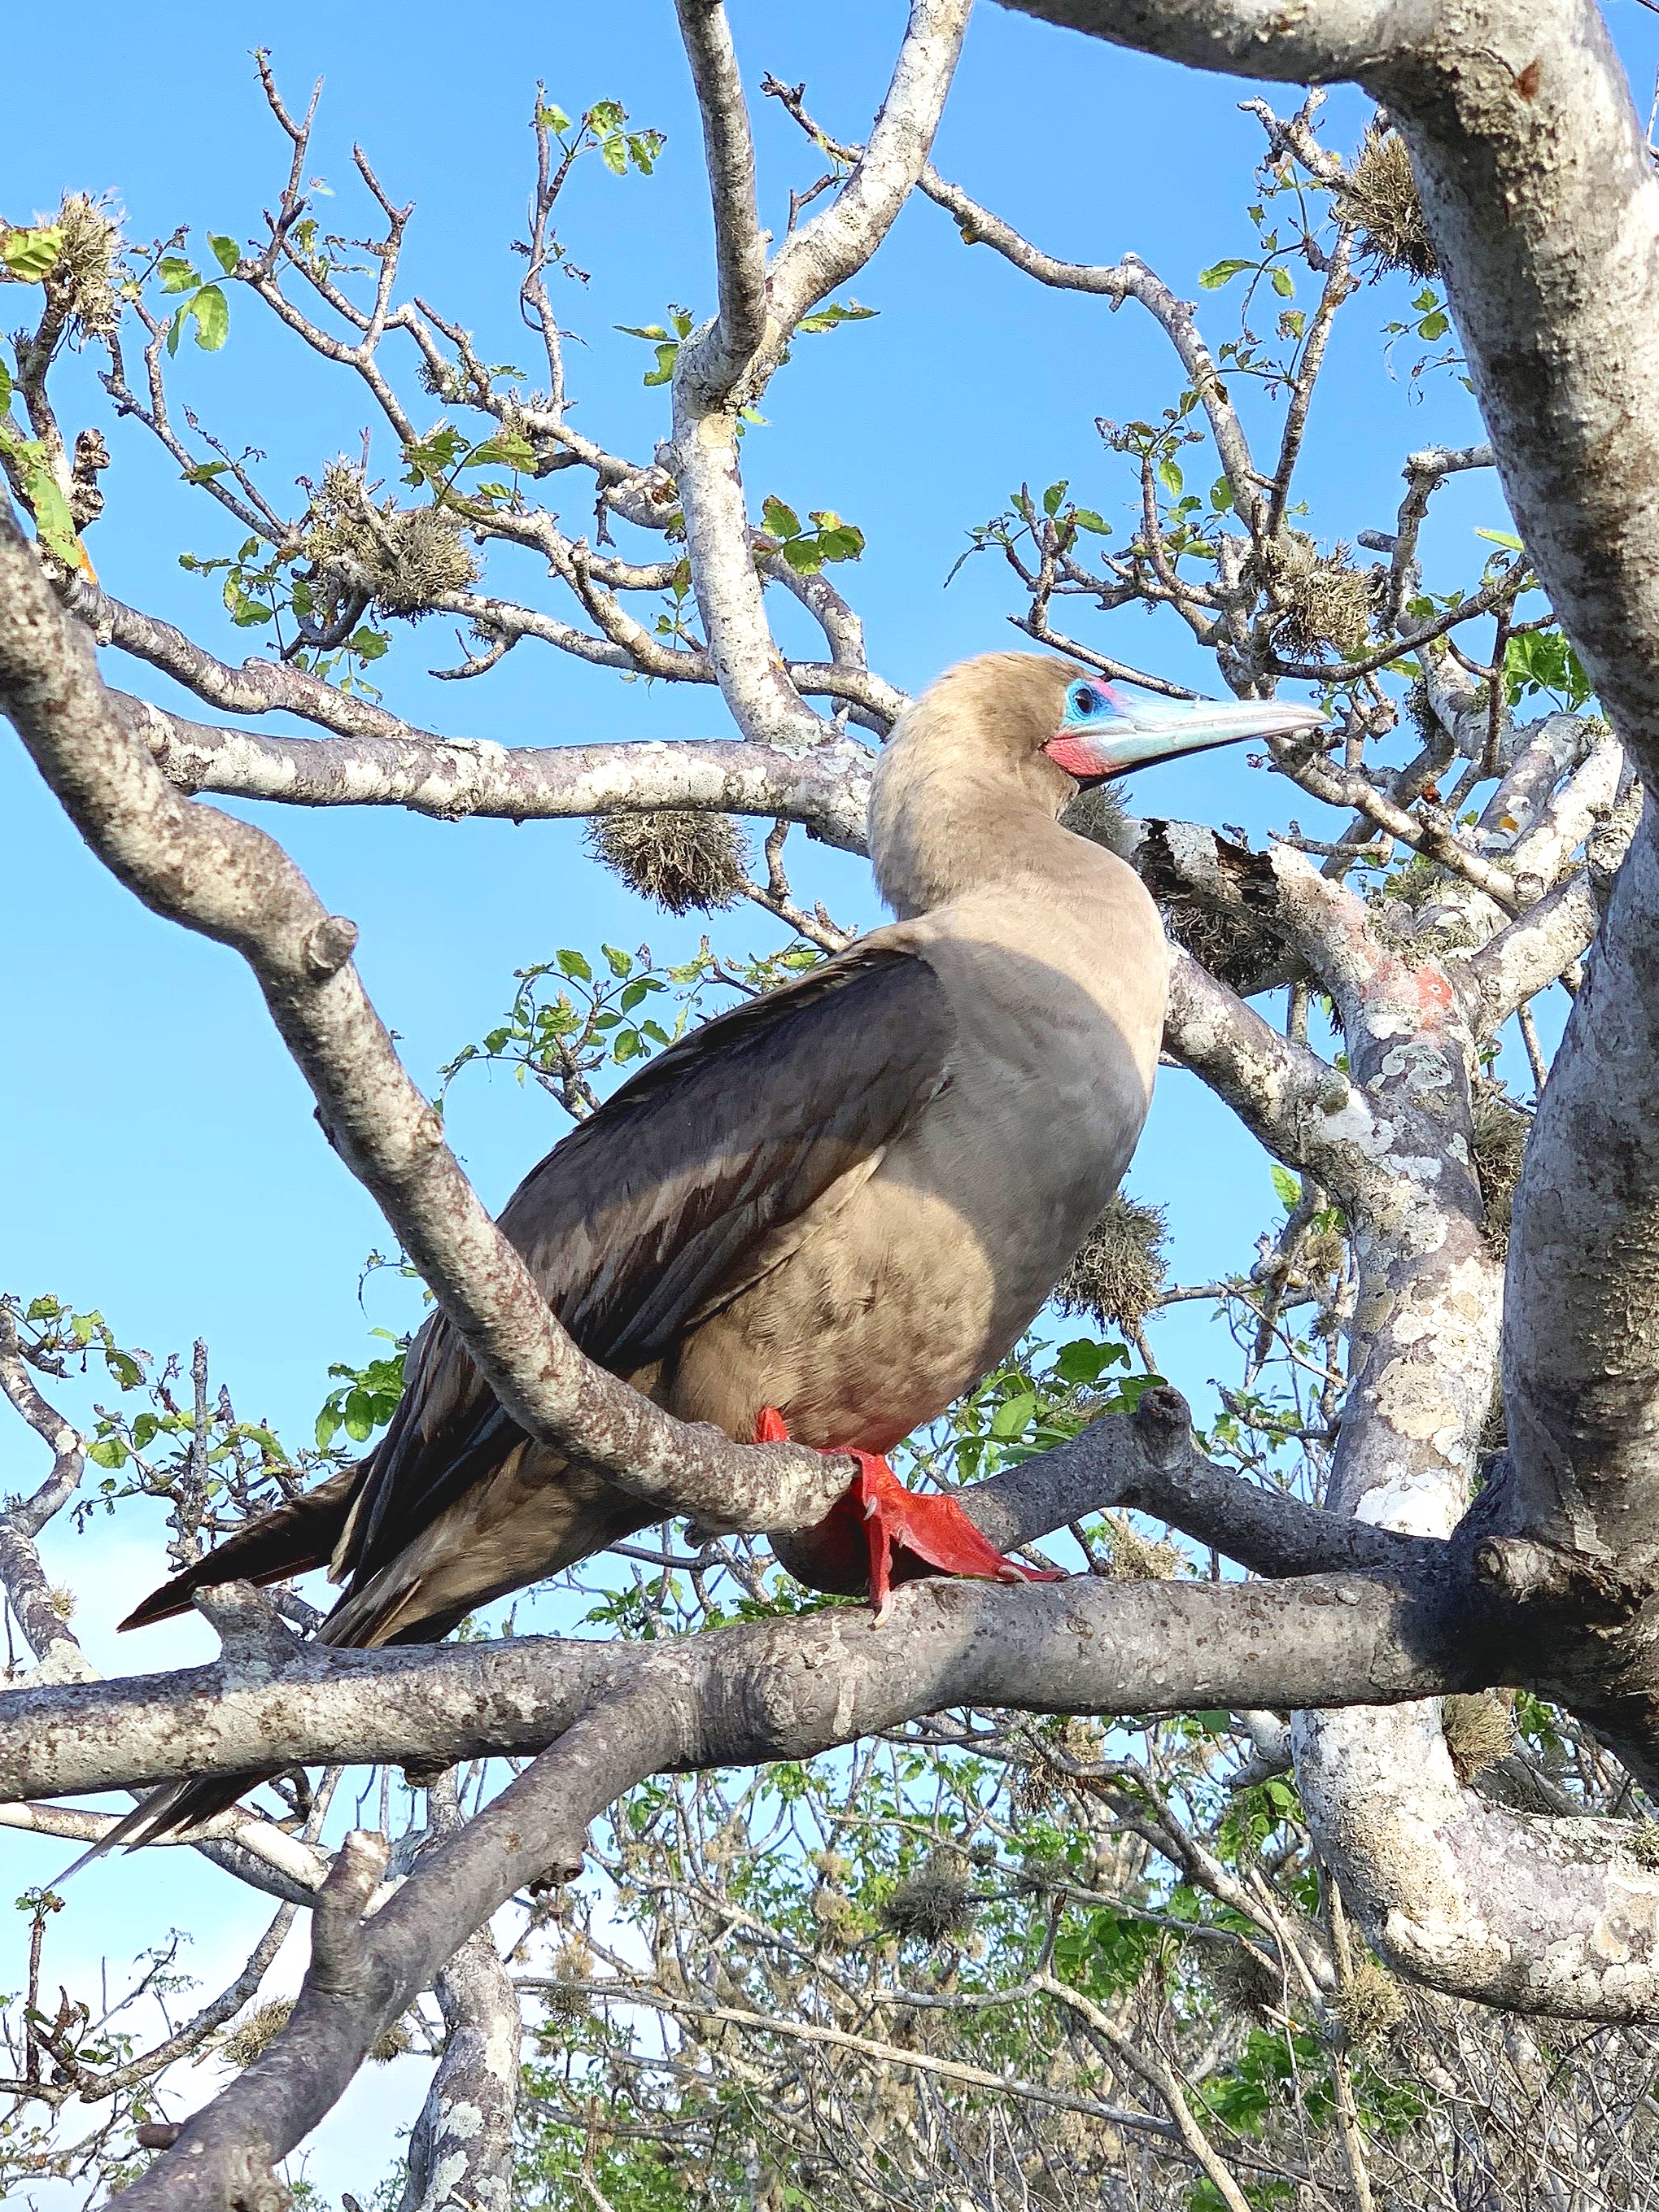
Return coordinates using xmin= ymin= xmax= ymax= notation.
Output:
xmin=869 ymin=729 xmax=1124 ymax=921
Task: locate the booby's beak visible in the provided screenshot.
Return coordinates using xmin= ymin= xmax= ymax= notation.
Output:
xmin=1044 ymin=679 xmax=1326 ymax=784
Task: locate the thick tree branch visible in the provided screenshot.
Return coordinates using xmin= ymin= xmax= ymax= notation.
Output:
xmin=673 ymin=1 xmax=770 ymax=406
xmin=1506 ymin=804 xmax=1659 ymax=1568
xmin=117 ymin=691 xmax=876 ymax=851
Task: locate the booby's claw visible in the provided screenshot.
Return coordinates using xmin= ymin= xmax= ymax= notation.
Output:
xmin=755 ymin=1405 xmax=1065 ymax=1622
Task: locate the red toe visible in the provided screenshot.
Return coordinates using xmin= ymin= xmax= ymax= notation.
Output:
xmin=757 ymin=1408 xmax=1063 ymax=1616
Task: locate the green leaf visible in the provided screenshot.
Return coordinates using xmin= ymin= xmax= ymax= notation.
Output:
xmin=1270 ymin=1163 xmax=1301 ymax=1210
xmin=1417 ymin=309 xmax=1449 ymax=341
xmin=555 ymin=949 xmax=593 ymax=983
xmin=538 ymin=102 xmax=572 ymax=133
xmin=158 ymin=254 xmax=201 ymax=294
xmin=189 ymin=284 xmax=229 ymax=351
xmin=0 ymin=224 xmax=64 ymax=281
xmin=1156 ymin=456 xmax=1184 ymax=497
xmin=1270 ymin=265 xmax=1294 ymax=298
xmin=467 ymin=431 xmax=536 ymax=473
xmin=795 ymin=298 xmax=877 ymax=334
xmin=1042 ymin=481 xmax=1067 ymax=517
xmin=601 ymin=943 xmax=634 ymax=979
xmin=208 ymin=233 xmax=242 ymax=273
xmin=1198 ymin=258 xmax=1251 ymax=290
xmin=1209 ymin=476 xmax=1233 ymax=513
xmin=87 ymin=1438 xmax=127 ymax=1469
xmin=761 ymin=495 xmax=801 ymax=540
xmin=1475 ymin=527 xmax=1524 ymax=552
xmin=343 ymin=1389 xmax=376 ymax=1442
xmin=1053 ymin=1338 xmax=1122 ymax=1385
xmin=990 ymin=1390 xmax=1037 ymax=1440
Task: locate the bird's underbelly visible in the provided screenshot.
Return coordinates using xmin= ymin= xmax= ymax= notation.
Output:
xmin=663 ymin=1041 xmax=1149 ymax=1454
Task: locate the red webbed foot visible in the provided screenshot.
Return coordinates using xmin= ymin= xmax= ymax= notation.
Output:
xmin=756 ymin=1407 xmax=1064 ymax=1624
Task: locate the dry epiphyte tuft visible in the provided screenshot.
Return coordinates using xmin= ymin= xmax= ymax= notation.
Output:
xmin=543 ymin=1932 xmax=595 ymax=2019
xmin=1202 ymin=1939 xmax=1281 ymax=2020
xmin=1367 ymin=852 xmax=1484 ymax=965
xmin=1060 ymin=782 xmax=1131 ymax=853
xmin=1334 ymin=1956 xmax=1409 ymax=2044
xmin=586 ymin=809 xmax=753 ymax=916
xmin=1053 ymin=1192 xmax=1170 ymax=1332
xmin=1098 ymin=1509 xmax=1186 ymax=1583
xmin=1163 ymin=893 xmax=1273 ymax=990
xmin=301 ymin=459 xmax=480 ymax=622
xmin=1442 ymin=1690 xmax=1518 ymax=1782
xmin=51 ymin=193 xmax=125 ymax=343
xmin=1277 ymin=544 xmax=1375 ymax=660
xmin=810 ymin=1885 xmax=865 ymax=1950
xmin=219 ymin=1996 xmax=295 ymax=2069
xmin=1471 ymin=1083 xmax=1531 ymax=1255
xmin=877 ymin=1852 xmax=976 ymax=1946
xmin=1300 ymin=1220 xmax=1348 ymax=1289
xmin=1340 ymin=122 xmax=1439 ymax=280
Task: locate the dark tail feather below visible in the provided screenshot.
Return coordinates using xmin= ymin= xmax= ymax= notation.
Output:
xmin=55 ymin=1769 xmax=278 ymax=1886
xmin=117 ymin=1460 xmax=366 ymax=1632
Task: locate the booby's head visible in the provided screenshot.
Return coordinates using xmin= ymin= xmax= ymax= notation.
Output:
xmin=870 ymin=652 xmax=1325 ymax=917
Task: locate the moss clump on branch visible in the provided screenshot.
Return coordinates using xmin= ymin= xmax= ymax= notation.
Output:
xmin=878 ymin=1853 xmax=976 ymax=1946
xmin=1280 ymin=549 xmax=1374 ymax=660
xmin=1163 ymin=895 xmax=1274 ymax=991
xmin=544 ymin=1936 xmax=594 ymax=2019
xmin=220 ymin=1995 xmax=411 ymax=2066
xmin=219 ymin=1997 xmax=294 ymax=2069
xmin=51 ymin=193 xmax=124 ymax=342
xmin=1203 ymin=1940 xmax=1281 ymax=2020
xmin=301 ymin=459 xmax=480 ymax=620
xmin=1053 ymin=1193 xmax=1170 ymax=1332
xmin=1341 ymin=123 xmax=1439 ymax=280
xmin=586 ymin=810 xmax=752 ymax=915
xmin=1099 ymin=1510 xmax=1186 ymax=1582
xmin=1471 ymin=1084 xmax=1530 ymax=1255
xmin=1059 ymin=782 xmax=1131 ymax=852
xmin=1335 ymin=1957 xmax=1408 ymax=2044
xmin=1443 ymin=1691 xmax=1518 ymax=1782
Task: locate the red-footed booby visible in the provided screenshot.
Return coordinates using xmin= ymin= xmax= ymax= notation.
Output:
xmin=107 ymin=653 xmax=1320 ymax=1852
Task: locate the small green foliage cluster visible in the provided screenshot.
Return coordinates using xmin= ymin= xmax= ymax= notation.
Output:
xmin=440 ymin=939 xmax=821 ymax=1113
xmin=314 ymin=1331 xmax=408 ymax=1451
xmin=915 ymin=1332 xmax=1162 ymax=1487
xmin=618 ymin=293 xmax=873 ymax=395
xmin=0 ymin=231 xmax=80 ymax=564
xmin=540 ymin=95 xmax=664 ymax=179
xmin=155 ymin=234 xmax=238 ymax=355
xmin=757 ymin=495 xmax=865 ymax=575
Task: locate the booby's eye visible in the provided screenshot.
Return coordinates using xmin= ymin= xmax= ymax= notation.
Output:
xmin=1070 ymin=683 xmax=1096 ymax=718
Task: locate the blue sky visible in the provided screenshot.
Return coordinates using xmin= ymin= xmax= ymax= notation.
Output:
xmin=5 ymin=1 xmax=1657 ymax=2197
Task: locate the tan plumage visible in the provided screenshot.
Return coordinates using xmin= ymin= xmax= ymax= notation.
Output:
xmin=108 ymin=652 xmax=1224 ymax=1851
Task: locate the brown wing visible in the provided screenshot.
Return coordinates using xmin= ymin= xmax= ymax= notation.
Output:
xmin=125 ymin=942 xmax=954 ymax=1633
xmin=342 ymin=942 xmax=953 ymax=1590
